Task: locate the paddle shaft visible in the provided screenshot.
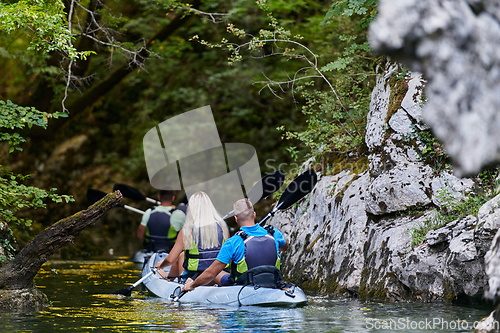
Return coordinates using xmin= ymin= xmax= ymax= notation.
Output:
xmin=123 ymin=204 xmax=145 ymax=215
xmin=132 ymin=271 xmax=154 ymax=288
xmin=146 ymin=197 xmax=161 ymax=205
xmin=258 ymin=201 xmax=283 ymax=226
xmin=222 ymin=210 xmax=233 ymax=220
xmin=111 ymin=270 xmax=156 ymax=295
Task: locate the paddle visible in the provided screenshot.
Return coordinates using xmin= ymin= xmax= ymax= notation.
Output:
xmin=222 ymin=170 xmax=285 ymax=219
xmin=113 ymin=184 xmax=161 ymax=205
xmin=111 ymin=270 xmax=156 ymax=296
xmin=248 ymin=170 xmax=285 ymax=204
xmin=170 ymin=287 xmax=188 ymax=302
xmin=259 ymin=168 xmax=318 ymax=226
xmin=87 ymin=189 xmax=145 ymax=215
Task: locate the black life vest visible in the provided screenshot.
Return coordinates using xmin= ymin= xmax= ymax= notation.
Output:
xmin=145 ymin=207 xmax=178 ymax=252
xmin=230 ymin=225 xmax=280 ymax=282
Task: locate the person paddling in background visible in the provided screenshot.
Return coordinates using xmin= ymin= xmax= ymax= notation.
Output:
xmin=137 ymin=188 xmax=187 ymax=254
xmin=181 ymin=198 xmax=288 ymax=292
xmin=155 ymin=191 xmax=230 ymax=280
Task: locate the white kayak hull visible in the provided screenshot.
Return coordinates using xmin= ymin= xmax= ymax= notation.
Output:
xmin=131 ymin=249 xmax=153 ymax=264
xmin=142 ymin=252 xmax=308 ymax=307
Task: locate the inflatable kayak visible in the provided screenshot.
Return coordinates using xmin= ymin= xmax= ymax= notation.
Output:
xmin=131 ymin=249 xmax=153 ymax=264
xmin=142 ymin=252 xmax=308 ymax=307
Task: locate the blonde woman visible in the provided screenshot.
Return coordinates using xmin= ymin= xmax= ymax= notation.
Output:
xmin=155 ymin=191 xmax=230 ymax=280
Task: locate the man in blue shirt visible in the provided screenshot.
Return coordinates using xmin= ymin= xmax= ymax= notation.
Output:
xmin=182 ymin=198 xmax=288 ymax=291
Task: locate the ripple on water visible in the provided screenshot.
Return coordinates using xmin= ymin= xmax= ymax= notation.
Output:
xmin=0 ymin=260 xmax=493 ymax=333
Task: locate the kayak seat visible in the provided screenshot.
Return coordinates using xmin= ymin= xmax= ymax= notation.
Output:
xmin=236 ymin=265 xmax=284 ymax=289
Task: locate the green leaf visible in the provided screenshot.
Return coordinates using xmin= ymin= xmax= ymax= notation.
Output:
xmin=54 ymin=112 xmax=69 ymax=118
xmin=320 ymin=9 xmax=335 ymax=26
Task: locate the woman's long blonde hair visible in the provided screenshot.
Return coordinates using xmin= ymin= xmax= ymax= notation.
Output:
xmin=182 ymin=191 xmax=230 ymax=250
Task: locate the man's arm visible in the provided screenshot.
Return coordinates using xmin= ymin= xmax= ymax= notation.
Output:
xmin=137 ymin=208 xmax=152 ymax=239
xmin=280 ymin=239 xmax=289 ymax=252
xmin=137 ymin=224 xmax=146 ymax=239
xmin=182 ymin=260 xmax=227 ymax=292
xmin=273 ymin=228 xmax=288 ymax=251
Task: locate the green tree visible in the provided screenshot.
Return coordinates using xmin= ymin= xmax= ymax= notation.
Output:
xmin=190 ymin=0 xmax=377 ymax=164
xmin=0 ymin=100 xmax=73 ymax=263
xmin=0 ymin=0 xmax=378 ymax=257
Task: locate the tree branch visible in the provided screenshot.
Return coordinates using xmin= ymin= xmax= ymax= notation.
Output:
xmin=230 ymin=39 xmax=363 ymax=138
xmin=0 ymin=191 xmax=122 ymax=290
xmin=28 ymin=0 xmax=201 ymax=138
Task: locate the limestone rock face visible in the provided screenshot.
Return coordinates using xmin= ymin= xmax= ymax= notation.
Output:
xmin=483 ymin=195 xmax=500 ymax=301
xmin=272 ymin=171 xmax=370 ymax=295
xmin=369 ymin=0 xmax=500 ymax=176
xmin=364 ymin=67 xmax=474 ymax=216
xmin=274 ymin=63 xmax=495 ymax=303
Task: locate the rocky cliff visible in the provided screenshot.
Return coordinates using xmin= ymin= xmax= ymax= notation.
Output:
xmin=369 ymin=0 xmax=500 ymax=177
xmin=366 ymin=0 xmax=500 ymax=329
xmin=272 ymin=62 xmax=499 ymax=304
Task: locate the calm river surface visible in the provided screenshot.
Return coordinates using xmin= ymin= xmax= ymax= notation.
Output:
xmin=0 ymin=259 xmax=494 ymax=332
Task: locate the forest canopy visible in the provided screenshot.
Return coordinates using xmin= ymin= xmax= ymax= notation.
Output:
xmin=0 ymin=0 xmax=377 ymax=258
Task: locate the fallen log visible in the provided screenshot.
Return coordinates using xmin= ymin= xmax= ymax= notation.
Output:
xmin=0 ymin=190 xmax=122 ymax=311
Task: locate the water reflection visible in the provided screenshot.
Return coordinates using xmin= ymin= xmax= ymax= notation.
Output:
xmin=0 ymin=260 xmax=493 ymax=332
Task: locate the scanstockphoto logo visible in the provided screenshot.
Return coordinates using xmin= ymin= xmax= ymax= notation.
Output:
xmin=143 ymin=105 xmax=262 ymax=219
xmin=365 ymin=317 xmax=500 ymax=331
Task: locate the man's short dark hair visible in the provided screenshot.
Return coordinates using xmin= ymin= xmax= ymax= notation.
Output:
xmin=159 ymin=189 xmax=175 ymax=202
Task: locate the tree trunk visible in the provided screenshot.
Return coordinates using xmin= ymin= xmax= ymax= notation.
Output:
xmin=0 ymin=190 xmax=122 ymax=290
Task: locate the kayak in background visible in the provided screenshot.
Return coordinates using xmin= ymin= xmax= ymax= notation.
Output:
xmin=131 ymin=249 xmax=153 ymax=264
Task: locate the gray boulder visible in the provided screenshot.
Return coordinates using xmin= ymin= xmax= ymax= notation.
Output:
xmin=369 ymin=0 xmax=500 ymax=176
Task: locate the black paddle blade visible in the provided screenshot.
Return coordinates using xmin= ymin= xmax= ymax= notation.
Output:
xmin=247 ymin=170 xmax=285 ymax=205
xmin=170 ymin=286 xmax=187 ymax=301
xmin=174 ymin=291 xmax=188 ymax=301
xmin=113 ymin=184 xmax=147 ymax=202
xmin=278 ymin=168 xmax=318 ymax=210
xmin=87 ymin=189 xmax=106 ymax=205
xmin=111 ymin=286 xmax=133 ymax=297
xmin=87 ymin=189 xmax=124 ymax=209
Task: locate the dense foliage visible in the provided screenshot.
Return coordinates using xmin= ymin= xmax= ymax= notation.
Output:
xmin=0 ymin=0 xmax=377 ymax=257
xmin=195 ymin=0 xmax=377 ymax=162
xmin=0 ymin=100 xmax=73 ymax=262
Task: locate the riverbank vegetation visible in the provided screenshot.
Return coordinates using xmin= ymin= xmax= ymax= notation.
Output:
xmin=410 ymin=169 xmax=500 ymax=247
xmin=0 ymin=0 xmax=380 ymax=258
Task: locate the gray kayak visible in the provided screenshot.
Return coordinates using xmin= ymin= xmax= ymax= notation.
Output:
xmin=131 ymin=249 xmax=153 ymax=264
xmin=142 ymin=252 xmax=308 ymax=307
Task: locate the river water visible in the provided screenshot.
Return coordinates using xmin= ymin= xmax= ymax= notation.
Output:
xmin=0 ymin=259 xmax=495 ymax=332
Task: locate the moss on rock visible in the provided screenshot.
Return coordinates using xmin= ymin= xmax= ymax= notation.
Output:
xmin=0 ymin=288 xmax=49 ymax=312
xmin=385 ymin=71 xmax=410 ymax=123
